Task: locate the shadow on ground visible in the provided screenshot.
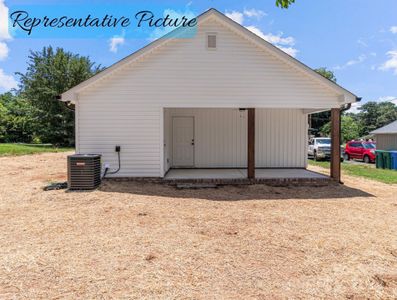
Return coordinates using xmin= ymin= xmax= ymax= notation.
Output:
xmin=97 ymin=180 xmax=374 ymax=201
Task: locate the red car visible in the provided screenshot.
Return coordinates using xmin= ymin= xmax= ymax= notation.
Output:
xmin=344 ymin=141 xmax=376 ymax=163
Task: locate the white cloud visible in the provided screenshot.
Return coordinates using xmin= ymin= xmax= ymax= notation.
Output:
xmin=347 ymin=101 xmax=362 ymax=114
xmin=346 ymin=54 xmax=367 ymax=66
xmin=347 ymin=96 xmax=397 ymax=114
xmin=378 ymin=96 xmax=397 ymax=105
xmin=108 ymin=36 xmax=125 ymax=53
xmin=226 ymin=8 xmax=267 ymax=24
xmin=245 ymin=26 xmax=295 ymax=47
xmin=263 ymin=32 xmax=294 ymax=46
xmin=224 ymin=9 xmax=297 ymax=57
xmin=277 ymin=46 xmax=298 ymax=57
xmin=245 ymin=26 xmax=297 ymax=57
xmin=0 ymin=69 xmax=17 ymax=91
xmin=0 ymin=41 xmax=8 ymax=60
xmin=225 ymin=11 xmax=244 ymax=24
xmin=0 ymin=0 xmax=11 ymax=40
xmin=334 ymin=54 xmax=368 ymax=70
xmin=379 ymin=50 xmax=397 ymax=75
xmin=243 ymin=8 xmax=267 ymax=19
xmin=390 ymin=26 xmax=397 ymax=34
xmin=357 ymin=38 xmax=368 ymax=47
xmin=245 ymin=25 xmax=265 ymax=39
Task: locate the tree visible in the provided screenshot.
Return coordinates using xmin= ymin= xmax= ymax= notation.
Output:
xmin=0 ymin=92 xmax=40 ymax=143
xmin=17 ymin=46 xmax=102 ymax=146
xmin=0 ymin=101 xmax=7 ymax=140
xmin=320 ymin=115 xmax=360 ymax=143
xmin=276 ymin=0 xmax=296 ymax=8
xmin=357 ymin=101 xmax=397 ymax=136
xmin=309 ymin=68 xmax=337 ymax=133
xmin=314 ymin=67 xmax=337 ymax=83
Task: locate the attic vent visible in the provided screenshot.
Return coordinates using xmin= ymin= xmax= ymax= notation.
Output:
xmin=207 ymin=33 xmax=217 ymax=49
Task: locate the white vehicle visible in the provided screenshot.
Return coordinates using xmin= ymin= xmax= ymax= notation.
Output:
xmin=308 ymin=137 xmax=332 ymax=161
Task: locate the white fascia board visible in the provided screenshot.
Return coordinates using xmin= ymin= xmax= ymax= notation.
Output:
xmin=302 ymin=108 xmax=330 ymax=114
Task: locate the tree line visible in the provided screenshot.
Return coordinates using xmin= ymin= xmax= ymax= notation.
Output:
xmin=0 ymin=46 xmax=102 ymax=146
xmin=312 ymin=68 xmax=397 ymax=143
xmin=0 ymin=47 xmax=396 ymax=146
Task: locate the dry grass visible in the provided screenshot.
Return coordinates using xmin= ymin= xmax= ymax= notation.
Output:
xmin=0 ymin=152 xmax=397 ymax=299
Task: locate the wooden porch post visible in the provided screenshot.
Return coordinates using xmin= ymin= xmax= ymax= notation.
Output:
xmin=247 ymin=108 xmax=255 ymax=179
xmin=330 ymin=108 xmax=341 ymax=182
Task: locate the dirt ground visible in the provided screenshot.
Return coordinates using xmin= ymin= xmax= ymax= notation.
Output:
xmin=0 ymin=152 xmax=396 ymax=299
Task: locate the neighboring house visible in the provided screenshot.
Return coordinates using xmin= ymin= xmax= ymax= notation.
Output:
xmin=371 ymin=120 xmax=397 ymax=151
xmin=60 ymin=8 xmax=359 ymax=181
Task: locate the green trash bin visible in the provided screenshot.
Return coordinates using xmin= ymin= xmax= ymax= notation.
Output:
xmin=383 ymin=151 xmax=392 ymax=169
xmin=375 ymin=150 xmax=385 ymax=169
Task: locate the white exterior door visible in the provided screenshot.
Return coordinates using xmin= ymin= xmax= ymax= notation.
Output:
xmin=172 ymin=117 xmax=194 ymax=167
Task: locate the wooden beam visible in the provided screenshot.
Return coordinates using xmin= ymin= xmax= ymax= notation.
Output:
xmin=247 ymin=108 xmax=255 ymax=179
xmin=330 ymin=108 xmax=341 ymax=182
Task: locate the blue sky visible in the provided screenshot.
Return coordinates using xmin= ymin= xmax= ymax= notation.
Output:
xmin=1 ymin=0 xmax=397 ymax=113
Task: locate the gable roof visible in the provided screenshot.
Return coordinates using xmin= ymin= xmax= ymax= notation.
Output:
xmin=61 ymin=8 xmax=359 ymax=104
xmin=371 ymin=120 xmax=397 ymax=134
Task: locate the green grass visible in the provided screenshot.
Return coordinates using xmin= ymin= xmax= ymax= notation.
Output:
xmin=0 ymin=143 xmax=73 ymax=156
xmin=308 ymin=160 xmax=397 ymax=184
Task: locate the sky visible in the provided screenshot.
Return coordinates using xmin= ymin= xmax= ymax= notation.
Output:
xmin=1 ymin=0 xmax=397 ymax=113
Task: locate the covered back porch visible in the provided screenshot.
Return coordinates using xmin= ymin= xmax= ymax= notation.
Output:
xmin=162 ymin=107 xmax=341 ymax=183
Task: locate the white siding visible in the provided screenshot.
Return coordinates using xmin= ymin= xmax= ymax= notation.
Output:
xmin=375 ymin=134 xmax=397 ymax=151
xmin=80 ymin=18 xmax=340 ymax=109
xmin=165 ymin=108 xmax=247 ymax=168
xmin=256 ymin=109 xmax=307 ymax=168
xmin=164 ymin=109 xmax=172 ymax=173
xmin=164 ymin=108 xmax=307 ymax=169
xmin=78 ymin=96 xmax=160 ymax=177
xmin=76 ymin=17 xmax=336 ymax=177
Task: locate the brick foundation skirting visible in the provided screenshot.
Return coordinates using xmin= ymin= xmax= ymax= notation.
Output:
xmin=104 ymin=176 xmax=334 ymax=187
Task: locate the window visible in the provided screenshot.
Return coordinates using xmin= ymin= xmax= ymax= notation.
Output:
xmin=316 ymin=138 xmax=331 ymax=145
xmin=207 ymin=33 xmax=217 ymax=49
xmin=350 ymin=142 xmax=362 ymax=148
xmin=363 ymin=143 xmax=375 ymax=149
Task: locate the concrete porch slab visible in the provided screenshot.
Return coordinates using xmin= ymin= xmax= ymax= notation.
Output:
xmin=164 ymin=168 xmax=329 ymax=182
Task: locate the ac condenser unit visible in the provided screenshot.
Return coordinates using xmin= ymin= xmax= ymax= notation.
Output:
xmin=67 ymin=154 xmax=101 ymax=190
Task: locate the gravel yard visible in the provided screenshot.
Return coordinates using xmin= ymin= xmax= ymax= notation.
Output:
xmin=0 ymin=152 xmax=396 ymax=299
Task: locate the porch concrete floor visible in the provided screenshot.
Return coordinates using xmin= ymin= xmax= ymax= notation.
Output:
xmin=164 ymin=168 xmax=328 ymax=180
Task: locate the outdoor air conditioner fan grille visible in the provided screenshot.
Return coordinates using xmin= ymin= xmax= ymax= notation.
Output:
xmin=67 ymin=154 xmax=101 ymax=190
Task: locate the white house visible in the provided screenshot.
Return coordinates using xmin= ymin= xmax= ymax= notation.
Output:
xmin=61 ymin=9 xmax=359 ymax=182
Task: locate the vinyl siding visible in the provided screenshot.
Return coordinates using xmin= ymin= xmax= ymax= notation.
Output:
xmin=375 ymin=134 xmax=397 ymax=151
xmin=80 ymin=18 xmax=340 ymax=109
xmin=164 ymin=108 xmax=307 ymax=169
xmin=256 ymin=109 xmax=307 ymax=167
xmin=78 ymin=97 xmax=160 ymax=177
xmin=76 ymin=17 xmax=337 ymax=177
xmin=165 ymin=108 xmax=247 ymax=168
